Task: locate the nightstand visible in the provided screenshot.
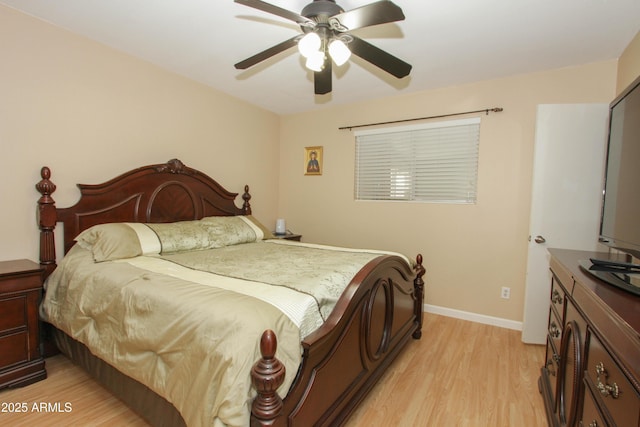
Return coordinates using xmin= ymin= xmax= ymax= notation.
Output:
xmin=273 ymin=233 xmax=302 ymax=242
xmin=0 ymin=259 xmax=47 ymax=389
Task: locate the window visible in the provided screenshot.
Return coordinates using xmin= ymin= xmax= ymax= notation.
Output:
xmin=354 ymin=117 xmax=480 ymax=203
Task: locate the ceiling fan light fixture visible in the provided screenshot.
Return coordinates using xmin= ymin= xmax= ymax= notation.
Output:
xmin=305 ymin=50 xmax=325 ymax=71
xmin=328 ymin=39 xmax=351 ymax=66
xmin=298 ymin=32 xmax=321 ymax=58
xmin=234 ymin=0 xmax=412 ymax=94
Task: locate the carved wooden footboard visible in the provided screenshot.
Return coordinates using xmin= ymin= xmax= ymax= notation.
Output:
xmin=35 ymin=159 xmax=424 ymax=427
xmin=252 ymin=254 xmax=425 ymax=426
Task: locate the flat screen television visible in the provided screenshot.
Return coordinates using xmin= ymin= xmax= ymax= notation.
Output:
xmin=583 ymin=74 xmax=640 ymax=295
xmin=599 ymin=75 xmax=640 ymax=259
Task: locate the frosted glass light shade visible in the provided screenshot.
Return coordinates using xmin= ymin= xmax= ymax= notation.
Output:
xmin=298 ymin=32 xmax=321 ymax=58
xmin=305 ymin=51 xmax=325 ymax=71
xmin=328 ymin=39 xmax=351 ymax=66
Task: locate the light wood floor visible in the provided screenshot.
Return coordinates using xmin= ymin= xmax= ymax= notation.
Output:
xmin=0 ymin=313 xmax=547 ymax=426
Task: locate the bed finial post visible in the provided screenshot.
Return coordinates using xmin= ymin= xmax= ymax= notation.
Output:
xmin=251 ymin=329 xmax=285 ymax=426
xmin=35 ymin=167 xmax=58 ymax=278
xmin=242 ymin=185 xmax=252 ymax=215
xmin=412 ymin=254 xmax=425 ymax=339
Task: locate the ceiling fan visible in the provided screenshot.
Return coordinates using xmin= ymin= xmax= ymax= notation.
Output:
xmin=234 ymin=0 xmax=412 ymax=95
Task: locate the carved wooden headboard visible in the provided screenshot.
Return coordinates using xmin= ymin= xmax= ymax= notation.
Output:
xmin=35 ymin=159 xmax=251 ymax=278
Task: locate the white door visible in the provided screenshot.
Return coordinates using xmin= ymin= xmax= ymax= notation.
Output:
xmin=521 ymin=104 xmax=608 ymax=344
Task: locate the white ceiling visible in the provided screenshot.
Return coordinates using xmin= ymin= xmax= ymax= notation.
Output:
xmin=2 ymin=0 xmax=639 ymax=115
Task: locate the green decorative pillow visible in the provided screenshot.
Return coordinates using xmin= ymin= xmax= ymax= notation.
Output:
xmin=75 ymin=223 xmax=147 ymax=262
xmin=148 ymin=216 xmax=260 ymax=253
xmin=75 ymin=215 xmax=272 ymax=262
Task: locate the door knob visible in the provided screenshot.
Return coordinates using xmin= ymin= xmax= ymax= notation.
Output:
xmin=534 ymin=235 xmax=546 ymax=244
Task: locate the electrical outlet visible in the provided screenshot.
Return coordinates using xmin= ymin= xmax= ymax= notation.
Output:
xmin=501 ymin=287 xmax=511 ymax=299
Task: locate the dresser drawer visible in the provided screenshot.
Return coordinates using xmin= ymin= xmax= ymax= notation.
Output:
xmin=0 ymin=331 xmax=28 ymax=368
xmin=548 ymin=306 xmax=563 ymax=355
xmin=550 ymin=275 xmax=566 ymax=320
xmin=0 ymin=296 xmax=27 ymax=332
xmin=544 ymin=336 xmax=559 ymax=405
xmin=586 ymin=332 xmax=640 ymax=426
xmin=581 ymin=382 xmax=609 ymax=427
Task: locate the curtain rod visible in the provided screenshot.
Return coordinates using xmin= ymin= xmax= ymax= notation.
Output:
xmin=338 ymin=107 xmax=504 ymax=131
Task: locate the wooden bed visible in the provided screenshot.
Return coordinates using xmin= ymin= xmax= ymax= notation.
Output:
xmin=35 ymin=159 xmax=425 ymax=427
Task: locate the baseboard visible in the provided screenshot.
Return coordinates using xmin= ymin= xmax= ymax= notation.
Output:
xmin=424 ymin=304 xmax=523 ymax=331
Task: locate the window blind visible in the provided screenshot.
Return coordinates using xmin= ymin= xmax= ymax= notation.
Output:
xmin=354 ymin=118 xmax=480 ymax=203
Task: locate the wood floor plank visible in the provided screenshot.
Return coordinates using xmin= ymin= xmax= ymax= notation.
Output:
xmin=348 ymin=314 xmax=547 ymax=427
xmin=0 ymin=313 xmax=546 ymax=426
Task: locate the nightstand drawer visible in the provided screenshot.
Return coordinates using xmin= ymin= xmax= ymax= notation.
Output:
xmin=586 ymin=332 xmax=640 ymax=426
xmin=0 ymin=331 xmax=28 ymax=368
xmin=0 ymin=260 xmax=46 ymax=389
xmin=0 ymin=274 xmax=41 ymax=294
xmin=0 ymin=296 xmax=27 ymax=332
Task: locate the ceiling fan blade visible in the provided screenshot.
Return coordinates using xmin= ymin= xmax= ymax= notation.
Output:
xmin=235 ymin=36 xmax=299 ymax=69
xmin=330 ymin=1 xmax=405 ymax=32
xmin=235 ymin=0 xmax=315 ymax=27
xmin=348 ymin=36 xmax=411 ymax=78
xmin=314 ymin=59 xmax=332 ymax=95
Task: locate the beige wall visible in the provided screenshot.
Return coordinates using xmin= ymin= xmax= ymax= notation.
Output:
xmin=278 ymin=61 xmax=618 ymax=322
xmin=0 ymin=6 xmax=281 ymax=262
xmin=616 ymin=30 xmax=640 ymax=94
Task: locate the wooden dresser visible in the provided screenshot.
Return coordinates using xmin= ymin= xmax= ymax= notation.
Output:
xmin=539 ymin=249 xmax=640 ymax=427
xmin=0 ymin=259 xmax=47 ymax=389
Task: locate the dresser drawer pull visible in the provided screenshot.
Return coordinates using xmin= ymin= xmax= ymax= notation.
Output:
xmin=549 ymin=321 xmax=561 ymax=338
xmin=545 ymin=359 xmax=557 ymax=376
xmin=589 ymin=421 xmax=598 ymax=427
xmin=595 ymin=362 xmax=620 ymax=399
xmin=551 ymin=289 xmax=563 ymax=305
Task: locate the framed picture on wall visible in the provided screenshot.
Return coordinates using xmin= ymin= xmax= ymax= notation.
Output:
xmin=304 ymin=146 xmax=323 ymax=175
